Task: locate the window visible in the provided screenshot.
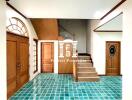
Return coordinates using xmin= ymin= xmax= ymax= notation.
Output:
xmin=6 ymin=17 xmax=28 ymax=36
xmin=33 ymin=39 xmax=38 ymax=73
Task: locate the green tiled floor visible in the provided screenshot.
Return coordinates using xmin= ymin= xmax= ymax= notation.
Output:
xmin=10 ymin=73 xmax=122 ymax=100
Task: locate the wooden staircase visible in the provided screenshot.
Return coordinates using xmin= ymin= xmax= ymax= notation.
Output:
xmin=76 ymin=54 xmax=100 ymax=82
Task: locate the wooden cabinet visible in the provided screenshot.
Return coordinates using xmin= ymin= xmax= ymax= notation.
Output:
xmin=7 ymin=32 xmax=29 ymax=98
xmin=58 ymin=43 xmax=73 ymax=74
xmin=31 ymin=19 xmax=59 ymax=40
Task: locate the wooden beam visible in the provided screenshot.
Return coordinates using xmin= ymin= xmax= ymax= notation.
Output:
xmin=6 ymin=2 xmax=27 ymax=19
xmin=100 ymin=0 xmax=126 ymax=20
xmin=94 ymin=30 xmax=122 ymax=32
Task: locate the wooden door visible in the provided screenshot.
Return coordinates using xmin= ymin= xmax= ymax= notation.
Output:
xmin=41 ymin=43 xmax=54 ymax=72
xmin=18 ymin=37 xmax=29 ymax=88
xmin=58 ymin=43 xmax=73 ymax=74
xmin=7 ymin=33 xmax=17 ymax=98
xmin=106 ymin=41 xmax=120 ymax=75
xmin=7 ymin=32 xmax=29 ymax=98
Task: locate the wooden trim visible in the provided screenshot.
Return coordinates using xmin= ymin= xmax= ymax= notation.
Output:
xmin=94 ymin=30 xmax=122 ymax=32
xmin=98 ymin=74 xmax=122 ymax=76
xmin=41 ymin=43 xmax=43 ymax=73
xmin=6 ymin=2 xmax=27 ymax=19
xmin=100 ymin=0 xmax=126 ymax=20
xmin=94 ymin=12 xmax=123 ymax=32
xmin=98 ymin=74 xmax=106 ymax=76
xmin=7 ymin=31 xmax=29 ymax=39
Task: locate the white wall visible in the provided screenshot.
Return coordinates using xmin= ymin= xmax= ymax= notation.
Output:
xmin=6 ymin=6 xmax=39 ymax=80
xmin=87 ymin=0 xmax=132 ymax=99
xmin=0 ymin=1 xmax=6 ymax=100
xmin=97 ymin=14 xmax=122 ymax=31
xmin=59 ymin=19 xmax=87 ymax=53
xmin=122 ymin=0 xmax=132 ymax=99
xmin=87 ymin=20 xmax=122 ymax=75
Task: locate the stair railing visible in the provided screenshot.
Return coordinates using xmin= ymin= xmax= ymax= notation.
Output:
xmin=73 ymin=51 xmax=78 ymax=81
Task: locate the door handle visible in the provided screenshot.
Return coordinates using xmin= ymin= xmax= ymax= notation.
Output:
xmin=17 ymin=63 xmax=21 ymax=68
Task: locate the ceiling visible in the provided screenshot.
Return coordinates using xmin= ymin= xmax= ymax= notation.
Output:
xmin=8 ymin=0 xmax=121 ymax=19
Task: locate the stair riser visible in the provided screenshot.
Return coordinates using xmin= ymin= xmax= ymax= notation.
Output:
xmin=78 ymin=64 xmax=93 ymax=67
xmin=78 ymin=60 xmax=92 ymax=63
xmin=77 ymin=55 xmax=100 ymax=82
xmin=78 ymin=73 xmax=97 ymax=77
xmin=78 ymin=58 xmax=91 ymax=60
xmin=78 ymin=78 xmax=100 ymax=81
xmin=78 ymin=68 xmax=95 ymax=72
xmin=78 ymin=56 xmax=90 ymax=58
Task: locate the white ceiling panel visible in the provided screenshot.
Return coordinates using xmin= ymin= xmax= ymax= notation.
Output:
xmin=8 ymin=0 xmax=121 ymax=19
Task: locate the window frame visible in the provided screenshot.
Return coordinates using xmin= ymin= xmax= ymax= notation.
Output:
xmin=33 ymin=39 xmax=38 ymax=73
xmin=6 ymin=17 xmax=28 ymax=37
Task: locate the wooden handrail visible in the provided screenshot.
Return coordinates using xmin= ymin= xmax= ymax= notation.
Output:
xmin=73 ymin=52 xmax=78 ymax=81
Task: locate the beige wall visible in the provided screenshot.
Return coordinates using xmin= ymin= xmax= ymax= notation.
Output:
xmin=0 ymin=0 xmax=6 ymax=99
xmin=59 ymin=19 xmax=87 ymax=53
xmin=6 ymin=6 xmax=39 ymax=80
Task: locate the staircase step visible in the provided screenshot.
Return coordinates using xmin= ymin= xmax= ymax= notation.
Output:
xmin=78 ymin=63 xmax=93 ymax=67
xmin=76 ymin=55 xmax=100 ymax=82
xmin=78 ymin=76 xmax=100 ymax=82
xmin=78 ymin=72 xmax=97 ymax=77
xmin=78 ymin=60 xmax=92 ymax=63
xmin=78 ymin=55 xmax=90 ymax=57
xmin=78 ymin=56 xmax=91 ymax=60
xmin=78 ymin=67 xmax=95 ymax=72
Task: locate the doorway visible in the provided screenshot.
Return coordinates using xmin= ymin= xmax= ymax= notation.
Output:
xmin=41 ymin=42 xmax=54 ymax=73
xmin=106 ymin=41 xmax=121 ymax=75
xmin=7 ymin=32 xmax=29 ymax=98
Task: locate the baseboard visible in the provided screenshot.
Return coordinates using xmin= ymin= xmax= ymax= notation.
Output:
xmin=78 ymin=53 xmax=90 ymax=56
xmin=99 ymin=74 xmax=122 ymax=76
xmin=99 ymin=74 xmax=106 ymax=76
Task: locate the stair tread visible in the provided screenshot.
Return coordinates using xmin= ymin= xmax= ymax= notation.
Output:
xmin=78 ymin=67 xmax=93 ymax=68
xmin=78 ymin=76 xmax=99 ymax=78
xmin=78 ymin=72 xmax=97 ymax=73
xmin=78 ymin=62 xmax=92 ymax=63
xmin=78 ymin=66 xmax=94 ymax=68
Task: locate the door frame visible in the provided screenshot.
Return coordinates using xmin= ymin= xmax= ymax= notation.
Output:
xmin=105 ymin=41 xmax=121 ymax=75
xmin=41 ymin=42 xmax=54 ymax=73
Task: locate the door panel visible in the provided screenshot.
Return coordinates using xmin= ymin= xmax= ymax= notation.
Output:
xmin=7 ymin=40 xmax=17 ymax=98
xmin=106 ymin=41 xmax=120 ymax=75
xmin=41 ymin=43 xmax=54 ymax=72
xmin=19 ymin=41 xmax=29 ymax=87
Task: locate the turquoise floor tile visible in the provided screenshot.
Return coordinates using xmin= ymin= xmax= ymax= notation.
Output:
xmin=10 ymin=73 xmax=122 ymax=100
